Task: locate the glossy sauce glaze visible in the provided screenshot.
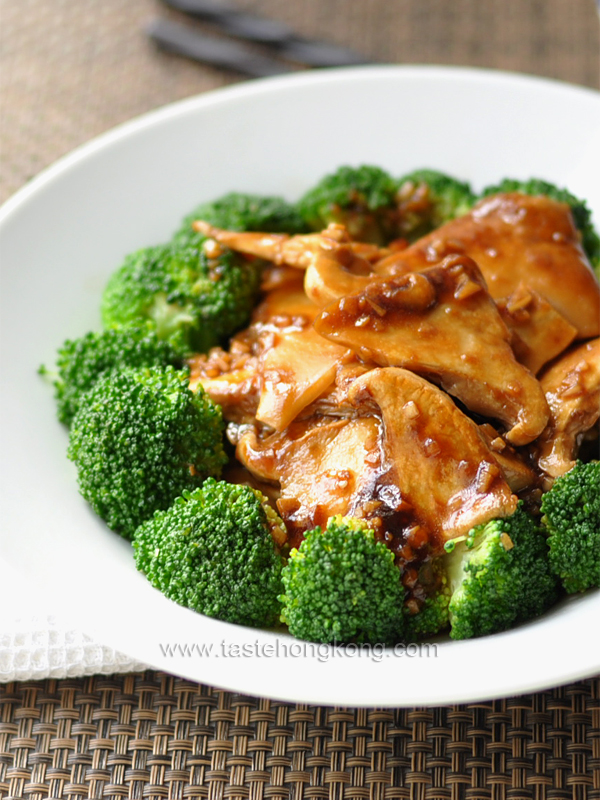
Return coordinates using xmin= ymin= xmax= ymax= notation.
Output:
xmin=377 ymin=193 xmax=600 ymax=337
xmin=191 ymin=191 xmax=600 ymax=616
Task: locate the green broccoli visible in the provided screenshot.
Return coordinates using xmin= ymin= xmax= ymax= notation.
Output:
xmin=133 ymin=479 xmax=284 ymax=627
xmin=173 ymin=192 xmax=308 ymax=248
xmin=403 ymin=560 xmax=451 ymax=641
xmin=395 ymin=169 xmax=476 ymax=240
xmin=541 ymin=461 xmax=600 ymax=594
xmin=297 ymin=165 xmax=400 ymax=245
xmin=280 ymin=516 xmax=405 ymax=644
xmin=445 ymin=506 xmax=559 ymax=640
xmin=68 ymin=365 xmax=227 ymax=539
xmin=42 ymin=323 xmax=182 ymax=426
xmin=101 ymin=240 xmax=263 ymax=354
xmin=480 ymin=178 xmax=600 ymax=273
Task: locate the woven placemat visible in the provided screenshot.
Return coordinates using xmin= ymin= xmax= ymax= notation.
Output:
xmin=0 ymin=673 xmax=598 ymax=799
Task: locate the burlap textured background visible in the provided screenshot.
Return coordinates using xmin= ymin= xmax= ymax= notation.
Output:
xmin=1 ymin=0 xmax=599 ymax=204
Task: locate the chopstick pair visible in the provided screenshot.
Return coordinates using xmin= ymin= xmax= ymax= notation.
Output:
xmin=148 ymin=0 xmax=372 ymax=77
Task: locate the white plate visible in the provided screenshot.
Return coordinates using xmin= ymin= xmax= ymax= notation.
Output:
xmin=1 ymin=66 xmax=599 ymax=706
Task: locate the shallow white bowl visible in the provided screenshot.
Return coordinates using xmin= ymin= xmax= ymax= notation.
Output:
xmin=1 ymin=66 xmax=599 ymax=706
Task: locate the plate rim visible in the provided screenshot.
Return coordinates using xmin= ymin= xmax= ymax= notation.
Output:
xmin=1 ymin=64 xmax=599 ymax=705
xmin=1 ymin=63 xmax=598 ymax=221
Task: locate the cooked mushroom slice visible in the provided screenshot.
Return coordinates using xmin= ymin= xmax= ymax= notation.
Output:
xmin=188 ymin=342 xmax=261 ymax=424
xmin=194 ymin=220 xmax=381 ymax=267
xmin=315 ymin=255 xmax=549 ymax=446
xmin=194 ymin=220 xmax=384 ymax=307
xmin=496 ymin=283 xmax=577 ymax=375
xmin=260 ymin=265 xmax=305 ymax=293
xmin=252 ymin=283 xmax=320 ymax=325
xmin=375 ymin=193 xmax=600 ymax=338
xmin=190 ymin=282 xmax=324 ymax=424
xmin=236 ymin=416 xmax=384 ymax=549
xmin=534 ymin=338 xmax=600 ymax=482
xmin=303 ymin=245 xmax=377 ymax=307
xmin=478 ymin=424 xmax=538 ymax=494
xmin=256 ymin=327 xmax=352 ymax=432
xmin=347 ymin=368 xmax=517 ymax=542
xmin=300 ymin=361 xmax=371 ymax=420
xmin=193 ymin=221 xmax=321 ymax=268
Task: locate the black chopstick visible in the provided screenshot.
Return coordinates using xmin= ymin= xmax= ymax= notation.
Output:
xmin=155 ymin=0 xmax=371 ymax=70
xmin=160 ymin=0 xmax=295 ymax=44
xmin=147 ymin=18 xmax=296 ymax=77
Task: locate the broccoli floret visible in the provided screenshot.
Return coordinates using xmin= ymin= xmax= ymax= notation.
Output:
xmin=480 ymin=178 xmax=600 ymax=272
xmin=133 ymin=479 xmax=284 ymax=627
xmin=280 ymin=516 xmax=405 ymax=644
xmin=404 ymin=592 xmax=450 ymax=642
xmin=403 ymin=560 xmax=451 ymax=641
xmin=101 ymin=241 xmax=262 ymax=354
xmin=173 ymin=192 xmax=308 ymax=248
xmin=395 ymin=169 xmax=476 ymax=240
xmin=42 ymin=323 xmax=182 ymax=426
xmin=297 ymin=165 xmax=400 ymax=245
xmin=446 ymin=506 xmax=559 ymax=640
xmin=68 ymin=365 xmax=226 ymax=539
xmin=541 ymin=461 xmax=600 ymax=593
xmin=101 ymin=244 xmax=172 ymax=336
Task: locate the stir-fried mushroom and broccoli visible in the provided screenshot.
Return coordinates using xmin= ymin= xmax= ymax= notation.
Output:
xmin=43 ymin=169 xmax=600 ymax=643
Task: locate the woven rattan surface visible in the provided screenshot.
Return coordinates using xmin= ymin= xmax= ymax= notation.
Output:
xmin=1 ymin=0 xmax=600 ymax=796
xmin=0 ymin=673 xmax=599 ymax=800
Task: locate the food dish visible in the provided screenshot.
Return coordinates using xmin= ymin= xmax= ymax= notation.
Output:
xmin=1 ymin=66 xmax=599 ymax=705
xmin=57 ymin=165 xmax=598 ymax=646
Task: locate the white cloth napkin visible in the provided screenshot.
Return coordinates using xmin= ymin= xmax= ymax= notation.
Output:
xmin=0 ymin=614 xmax=148 ymax=682
xmin=0 ymin=560 xmax=148 ymax=682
